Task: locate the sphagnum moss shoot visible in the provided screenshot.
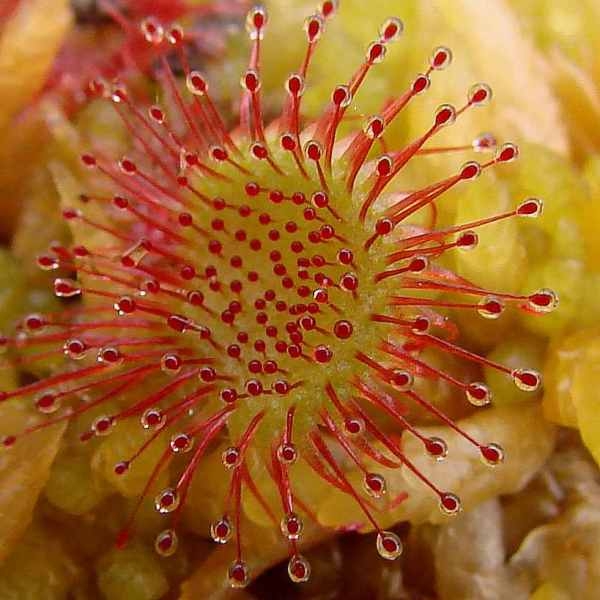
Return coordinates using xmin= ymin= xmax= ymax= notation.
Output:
xmin=0 ymin=1 xmax=558 ymax=588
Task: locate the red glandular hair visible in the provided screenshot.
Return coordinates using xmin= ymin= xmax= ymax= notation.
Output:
xmin=46 ymin=0 xmax=249 ymax=108
xmin=0 ymin=1 xmax=557 ymax=587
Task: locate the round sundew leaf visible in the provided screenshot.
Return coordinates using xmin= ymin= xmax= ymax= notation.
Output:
xmin=571 ymin=339 xmax=600 ymax=466
xmin=0 ymin=379 xmax=66 ymax=561
xmin=0 ymin=2 xmax=572 ymax=593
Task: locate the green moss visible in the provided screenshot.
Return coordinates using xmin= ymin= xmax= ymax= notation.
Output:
xmin=96 ymin=543 xmax=169 ymax=600
xmin=0 ymin=525 xmax=81 ymax=600
xmin=45 ymin=451 xmax=110 ymax=515
xmin=484 ymin=334 xmax=545 ymax=405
